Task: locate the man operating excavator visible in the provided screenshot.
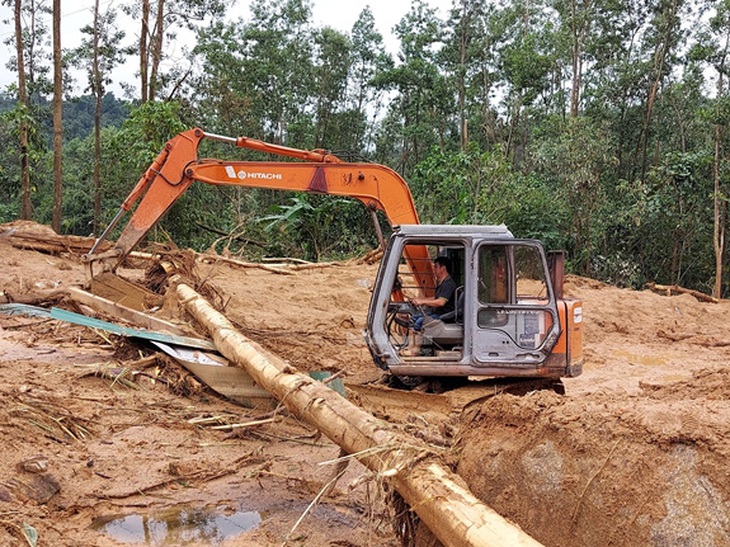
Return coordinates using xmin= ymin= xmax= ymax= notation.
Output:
xmin=406 ymin=256 xmax=457 ymax=357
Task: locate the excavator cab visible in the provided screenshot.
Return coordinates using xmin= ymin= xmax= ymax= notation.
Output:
xmin=365 ymin=224 xmax=583 ymax=379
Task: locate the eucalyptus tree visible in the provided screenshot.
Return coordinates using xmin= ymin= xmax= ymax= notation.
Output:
xmin=4 ymin=0 xmax=52 ymax=220
xmin=708 ymin=1 xmax=730 ymax=298
xmin=311 ymin=27 xmax=352 ymax=148
xmin=12 ymin=0 xmax=32 ymax=219
xmin=374 ymin=0 xmax=452 ymax=172
xmin=489 ymin=0 xmax=561 ymax=164
xmin=348 ymin=7 xmax=392 ymax=152
xmin=193 ymin=0 xmax=316 ymax=141
xmin=441 ymin=0 xmax=498 ymax=150
xmin=635 ymin=0 xmax=688 ymax=182
xmin=689 ymin=0 xmax=730 ymax=297
xmin=51 ymin=0 xmax=61 ymax=232
xmin=71 ymin=3 xmax=129 ymax=234
xmin=550 ymin=0 xmax=599 ymax=118
xmin=124 ymin=0 xmax=228 ymax=102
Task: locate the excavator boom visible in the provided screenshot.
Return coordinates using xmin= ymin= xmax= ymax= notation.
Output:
xmin=86 ymin=128 xmax=433 ymax=293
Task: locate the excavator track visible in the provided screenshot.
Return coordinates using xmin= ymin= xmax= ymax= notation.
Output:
xmin=347 ymin=377 xmax=565 ymax=423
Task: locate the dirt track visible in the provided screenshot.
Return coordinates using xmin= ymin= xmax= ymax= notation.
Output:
xmin=0 ymin=222 xmax=729 ymax=546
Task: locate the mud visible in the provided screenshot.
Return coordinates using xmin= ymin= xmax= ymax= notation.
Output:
xmin=0 ymin=222 xmax=729 ymax=546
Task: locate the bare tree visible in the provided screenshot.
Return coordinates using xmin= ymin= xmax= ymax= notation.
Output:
xmin=92 ymin=0 xmax=102 ymax=233
xmin=140 ymin=0 xmax=150 ymax=102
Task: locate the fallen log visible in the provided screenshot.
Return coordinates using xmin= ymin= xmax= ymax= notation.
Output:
xmin=645 ymin=282 xmax=719 ymax=303
xmin=0 ymin=288 xmax=69 ymax=306
xmin=0 ymin=221 xmax=110 ymax=255
xmin=196 ymin=254 xmax=294 ymax=275
xmin=174 ymin=280 xmax=542 ymax=547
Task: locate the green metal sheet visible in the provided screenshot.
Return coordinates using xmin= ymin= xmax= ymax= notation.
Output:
xmin=0 ymin=303 xmax=52 ymax=318
xmin=49 ymin=307 xmax=216 ymax=351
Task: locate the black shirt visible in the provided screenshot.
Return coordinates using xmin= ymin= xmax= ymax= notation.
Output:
xmin=435 ymin=276 xmax=457 ymax=314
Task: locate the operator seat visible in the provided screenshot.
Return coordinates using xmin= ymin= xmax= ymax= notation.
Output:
xmin=422 ymin=287 xmax=464 ymax=346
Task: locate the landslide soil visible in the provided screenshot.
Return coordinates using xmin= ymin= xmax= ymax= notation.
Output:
xmin=0 ymin=222 xmax=729 ymax=546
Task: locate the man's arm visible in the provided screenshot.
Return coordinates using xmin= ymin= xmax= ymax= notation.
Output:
xmin=411 ymin=295 xmax=448 ymax=308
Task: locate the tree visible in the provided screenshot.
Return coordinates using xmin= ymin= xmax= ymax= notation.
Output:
xmin=442 ymin=0 xmax=493 ymax=149
xmin=126 ymin=0 xmax=228 ymax=102
xmin=348 ymin=7 xmax=392 ymax=151
xmin=696 ymin=0 xmax=730 ymax=297
xmin=375 ymin=0 xmax=452 ymax=172
xmin=489 ymin=0 xmax=560 ymax=163
xmin=636 ymin=0 xmax=686 ymax=182
xmin=533 ymin=117 xmax=615 ymax=274
xmin=72 ymin=2 xmax=128 ymax=234
xmin=13 ymin=0 xmax=32 ymax=219
xmin=551 ymin=0 xmax=597 ymax=118
xmin=4 ymin=0 xmax=52 ymax=221
xmin=51 ymin=0 xmax=61 ymax=232
xmin=311 ymin=27 xmax=351 ymax=148
xmin=193 ymin=0 xmax=316 ymax=142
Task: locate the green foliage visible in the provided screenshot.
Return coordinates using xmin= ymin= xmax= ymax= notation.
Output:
xmin=532 ymin=116 xmax=617 ymax=273
xmin=373 ymin=0 xmax=453 ymax=171
xmin=4 ymin=0 xmax=730 ymax=294
xmin=410 ymin=143 xmax=509 ymax=224
xmin=63 ymin=94 xmax=130 ymax=140
xmin=98 ymin=101 xmax=189 ymax=232
xmin=258 ymin=195 xmax=376 ymax=260
xmin=110 ymin=101 xmax=189 ymax=173
xmin=0 ymin=99 xmax=50 ymax=222
xmin=58 ymin=133 xmax=98 ymax=235
xmin=409 ymin=144 xmax=570 ymax=253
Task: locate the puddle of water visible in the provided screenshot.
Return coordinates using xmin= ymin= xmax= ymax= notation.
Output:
xmin=92 ymin=504 xmax=261 ymax=546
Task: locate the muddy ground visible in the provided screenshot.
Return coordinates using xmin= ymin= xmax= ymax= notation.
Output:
xmin=0 ymin=221 xmax=728 ymax=546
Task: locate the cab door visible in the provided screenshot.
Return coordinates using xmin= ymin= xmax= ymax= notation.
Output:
xmin=471 ymin=241 xmax=561 ymax=366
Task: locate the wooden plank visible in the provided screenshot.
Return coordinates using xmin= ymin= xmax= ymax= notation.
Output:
xmin=90 ymin=272 xmax=163 ymax=311
xmin=68 ymin=287 xmax=187 ymax=335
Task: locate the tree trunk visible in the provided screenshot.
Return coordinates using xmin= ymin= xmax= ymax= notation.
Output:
xmin=713 ymin=31 xmax=730 ymax=299
xmin=714 ymin=124 xmax=726 ymax=299
xmin=52 ymin=0 xmax=63 ymax=233
xmin=15 ymin=0 xmax=32 ymax=220
xmin=140 ymin=0 xmax=150 ymax=102
xmin=174 ymin=281 xmax=543 ymax=547
xmin=92 ymin=0 xmax=102 ymax=235
xmin=148 ymin=0 xmax=165 ymax=102
xmin=458 ymin=0 xmax=469 ymax=151
xmin=569 ymin=0 xmax=583 ymax=119
xmin=637 ymin=0 xmax=678 ymax=182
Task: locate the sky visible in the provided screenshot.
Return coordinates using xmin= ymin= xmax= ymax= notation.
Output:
xmin=0 ymin=0 xmax=443 ymax=98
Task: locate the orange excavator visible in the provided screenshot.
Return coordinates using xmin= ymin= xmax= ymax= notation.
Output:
xmin=85 ymin=127 xmax=583 ymax=380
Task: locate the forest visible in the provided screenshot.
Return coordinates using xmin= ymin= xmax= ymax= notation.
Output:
xmin=2 ymin=0 xmax=730 ymax=296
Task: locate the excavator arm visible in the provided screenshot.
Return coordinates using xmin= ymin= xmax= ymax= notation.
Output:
xmin=85 ymin=127 xmax=434 ymax=294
